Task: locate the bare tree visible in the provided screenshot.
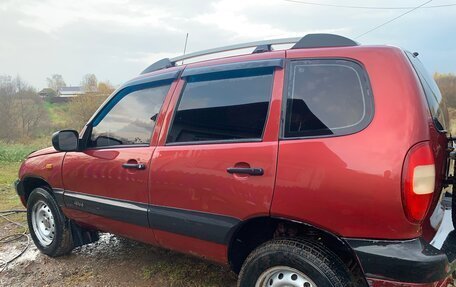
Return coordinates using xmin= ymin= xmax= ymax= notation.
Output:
xmin=0 ymin=75 xmax=18 ymax=142
xmin=0 ymin=76 xmax=49 ymax=142
xmin=47 ymin=74 xmax=66 ymax=92
xmin=67 ymin=94 xmax=107 ymax=131
xmin=81 ymin=74 xmax=98 ymax=93
xmin=16 ymin=85 xmax=49 ymax=139
xmin=435 ymin=73 xmax=456 ymax=109
xmin=97 ymin=81 xmax=115 ymax=96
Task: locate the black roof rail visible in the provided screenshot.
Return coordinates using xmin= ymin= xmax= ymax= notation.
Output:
xmin=141 ymin=34 xmax=359 ymax=74
xmin=252 ymin=44 xmax=273 ymax=54
xmin=292 ymin=34 xmax=358 ymax=49
xmin=141 ymin=58 xmax=174 ymax=75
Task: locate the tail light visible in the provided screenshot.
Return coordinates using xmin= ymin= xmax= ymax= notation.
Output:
xmin=402 ymin=142 xmax=436 ymax=223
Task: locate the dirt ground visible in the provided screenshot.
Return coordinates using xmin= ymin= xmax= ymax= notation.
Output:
xmin=0 ymin=215 xmax=238 ymax=287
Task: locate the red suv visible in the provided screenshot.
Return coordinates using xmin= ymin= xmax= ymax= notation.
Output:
xmin=15 ymin=34 xmax=456 ymax=286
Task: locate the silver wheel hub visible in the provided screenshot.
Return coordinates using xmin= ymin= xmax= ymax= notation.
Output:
xmin=31 ymin=201 xmax=55 ymax=246
xmin=255 ymin=266 xmax=316 ymax=287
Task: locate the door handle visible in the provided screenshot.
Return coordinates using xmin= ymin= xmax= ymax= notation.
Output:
xmin=226 ymin=167 xmax=264 ymax=176
xmin=122 ymin=163 xmax=146 ymax=170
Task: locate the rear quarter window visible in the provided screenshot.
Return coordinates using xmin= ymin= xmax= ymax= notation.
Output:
xmin=283 ymin=59 xmax=373 ymax=138
xmin=405 ymin=51 xmax=449 ymax=132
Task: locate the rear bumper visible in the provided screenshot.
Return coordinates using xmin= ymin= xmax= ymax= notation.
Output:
xmin=345 ymin=206 xmax=455 ymax=286
xmin=366 ymin=277 xmax=452 ymax=287
xmin=346 ymin=237 xmax=451 ymax=284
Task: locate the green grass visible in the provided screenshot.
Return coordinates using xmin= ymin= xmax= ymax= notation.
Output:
xmin=0 ymin=161 xmax=22 ymax=208
xmin=0 ymin=140 xmax=48 ymax=228
xmin=0 ymin=139 xmax=49 ymax=163
xmin=0 ymin=161 xmax=20 ymax=185
xmin=0 ymin=161 xmax=27 ymax=231
xmin=0 ymin=182 xmax=22 ymax=211
xmin=44 ymin=101 xmax=69 ymax=127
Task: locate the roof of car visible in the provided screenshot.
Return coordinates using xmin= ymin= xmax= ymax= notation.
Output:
xmin=120 ymin=34 xmax=403 ymax=93
xmin=141 ymin=33 xmax=360 ymax=75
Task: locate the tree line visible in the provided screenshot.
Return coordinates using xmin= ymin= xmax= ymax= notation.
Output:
xmin=45 ymin=73 xmax=114 ymax=96
xmin=0 ymin=76 xmax=48 ymax=142
xmin=0 ymin=74 xmax=113 ymax=143
xmin=435 ymin=73 xmax=456 ymax=109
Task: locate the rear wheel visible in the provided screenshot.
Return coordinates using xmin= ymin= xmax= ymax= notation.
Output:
xmin=255 ymin=266 xmax=317 ymax=287
xmin=27 ymin=187 xmax=74 ymax=257
xmin=238 ymin=239 xmax=352 ymax=287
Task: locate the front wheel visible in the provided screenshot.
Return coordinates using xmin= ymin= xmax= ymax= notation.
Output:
xmin=27 ymin=187 xmax=74 ymax=257
xmin=238 ymin=239 xmax=352 ymax=287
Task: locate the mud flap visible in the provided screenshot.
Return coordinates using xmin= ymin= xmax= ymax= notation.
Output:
xmin=430 ymin=197 xmax=456 ymax=276
xmin=69 ymin=221 xmax=99 ymax=248
xmin=444 ymin=140 xmax=456 ymax=229
xmin=441 ymin=231 xmax=456 ymax=266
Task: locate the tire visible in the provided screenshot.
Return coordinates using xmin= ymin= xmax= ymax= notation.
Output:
xmin=27 ymin=187 xmax=74 ymax=257
xmin=238 ymin=238 xmax=352 ymax=287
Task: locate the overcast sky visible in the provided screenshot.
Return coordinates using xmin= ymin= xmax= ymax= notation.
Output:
xmin=1 ymin=0 xmax=455 ymax=89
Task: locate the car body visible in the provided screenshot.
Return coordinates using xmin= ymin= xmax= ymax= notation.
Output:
xmin=15 ymin=34 xmax=455 ymax=286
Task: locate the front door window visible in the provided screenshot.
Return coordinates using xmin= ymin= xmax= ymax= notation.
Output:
xmin=90 ymin=84 xmax=171 ymax=148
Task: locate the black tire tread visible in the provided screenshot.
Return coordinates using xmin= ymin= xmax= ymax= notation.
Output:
xmin=53 ymin=219 xmax=73 ymax=256
xmin=238 ymin=238 xmax=352 ymax=287
xmin=27 ymin=187 xmax=74 ymax=257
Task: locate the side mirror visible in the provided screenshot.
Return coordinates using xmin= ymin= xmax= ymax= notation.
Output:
xmin=52 ymin=130 xmax=79 ymax=152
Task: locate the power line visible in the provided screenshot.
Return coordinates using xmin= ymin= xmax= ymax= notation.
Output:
xmin=283 ymin=0 xmax=456 ymax=10
xmin=355 ymin=0 xmax=433 ymax=39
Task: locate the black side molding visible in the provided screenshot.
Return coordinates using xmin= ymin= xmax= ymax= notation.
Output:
xmin=63 ymin=191 xmax=150 ymax=227
xmin=58 ymin=190 xmax=240 ymax=245
xmin=148 ymin=205 xmax=240 ymax=244
xmin=52 ymin=188 xmax=65 ymax=208
xmin=345 ymin=237 xmax=449 ymax=283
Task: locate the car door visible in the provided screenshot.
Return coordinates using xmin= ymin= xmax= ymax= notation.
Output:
xmin=272 ymin=57 xmax=377 ymax=237
xmin=148 ymin=58 xmax=284 ymax=261
xmin=61 ymin=75 xmax=177 ymax=243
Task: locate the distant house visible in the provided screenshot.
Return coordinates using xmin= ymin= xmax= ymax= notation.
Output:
xmin=38 ymin=88 xmax=57 ymax=98
xmin=57 ymin=86 xmax=85 ymax=97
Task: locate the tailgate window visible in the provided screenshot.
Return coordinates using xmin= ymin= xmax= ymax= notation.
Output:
xmin=406 ymin=52 xmax=449 ymax=132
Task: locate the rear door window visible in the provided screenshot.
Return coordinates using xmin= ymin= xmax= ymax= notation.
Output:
xmin=167 ymin=68 xmax=274 ymax=144
xmin=283 ymin=59 xmax=373 ymax=138
xmin=406 ymin=52 xmax=449 ymax=131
